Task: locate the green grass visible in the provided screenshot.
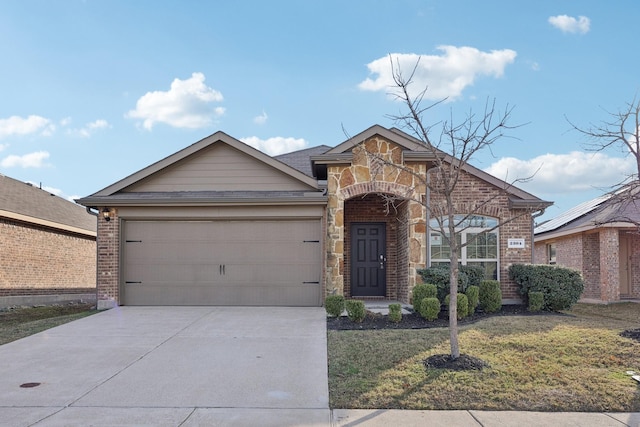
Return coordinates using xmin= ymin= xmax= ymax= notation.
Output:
xmin=328 ymin=303 xmax=640 ymax=411
xmin=0 ymin=303 xmax=97 ymax=346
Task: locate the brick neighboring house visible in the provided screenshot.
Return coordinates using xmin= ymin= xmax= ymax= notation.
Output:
xmin=78 ymin=125 xmax=551 ymax=309
xmin=0 ymin=174 xmax=97 ymax=307
xmin=534 ymin=189 xmax=640 ymax=303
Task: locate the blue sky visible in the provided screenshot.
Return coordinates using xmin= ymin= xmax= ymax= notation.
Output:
xmin=1 ymin=0 xmax=638 ymax=222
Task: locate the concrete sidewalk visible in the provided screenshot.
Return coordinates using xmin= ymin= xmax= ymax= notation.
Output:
xmin=333 ymin=409 xmax=640 ymax=426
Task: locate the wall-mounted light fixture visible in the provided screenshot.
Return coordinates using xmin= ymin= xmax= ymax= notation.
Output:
xmin=102 ymin=207 xmax=112 ymax=222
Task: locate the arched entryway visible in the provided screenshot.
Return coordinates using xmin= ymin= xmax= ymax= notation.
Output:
xmin=344 ymin=193 xmax=410 ymax=300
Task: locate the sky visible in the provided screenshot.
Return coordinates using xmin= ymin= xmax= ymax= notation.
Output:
xmin=1 ymin=0 xmax=638 ymax=223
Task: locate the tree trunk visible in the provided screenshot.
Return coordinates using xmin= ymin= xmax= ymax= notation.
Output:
xmin=448 ymin=253 xmax=460 ymax=359
xmin=448 ymin=215 xmax=460 ymax=359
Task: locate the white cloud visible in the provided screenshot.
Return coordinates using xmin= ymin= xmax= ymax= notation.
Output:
xmin=60 ymin=117 xmax=72 ymax=126
xmin=126 ymin=72 xmax=225 ymax=130
xmin=358 ymin=46 xmax=517 ymax=101
xmin=0 ymin=143 xmax=7 ymax=152
xmin=1 ymin=151 xmax=50 ymax=168
xmin=240 ymin=136 xmax=309 ymax=156
xmin=484 ymin=151 xmax=635 ymax=194
xmin=0 ymin=115 xmax=55 ymax=139
xmin=67 ymin=119 xmax=110 ymax=137
xmin=253 ymin=111 xmax=268 ymax=125
xmin=548 ymin=15 xmax=591 ymax=34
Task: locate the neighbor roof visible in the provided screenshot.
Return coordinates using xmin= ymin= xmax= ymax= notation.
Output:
xmin=0 ymin=174 xmax=97 ymax=236
xmin=535 ymin=185 xmax=640 ymax=240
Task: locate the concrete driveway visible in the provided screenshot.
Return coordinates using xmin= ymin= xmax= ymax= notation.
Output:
xmin=0 ymin=306 xmax=330 ymax=426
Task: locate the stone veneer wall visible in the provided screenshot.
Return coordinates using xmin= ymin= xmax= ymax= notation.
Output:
xmin=325 ymin=137 xmax=427 ymax=302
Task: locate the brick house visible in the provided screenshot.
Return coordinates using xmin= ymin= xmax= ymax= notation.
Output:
xmin=534 ymin=189 xmax=640 ymax=303
xmin=0 ymin=174 xmax=97 ymax=307
xmin=78 ymin=125 xmax=550 ymax=309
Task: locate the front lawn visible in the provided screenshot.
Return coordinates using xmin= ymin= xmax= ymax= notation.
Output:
xmin=0 ymin=303 xmax=96 ymax=346
xmin=327 ymin=303 xmax=640 ymax=411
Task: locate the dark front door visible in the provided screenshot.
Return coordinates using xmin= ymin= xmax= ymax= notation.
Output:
xmin=350 ymin=223 xmax=386 ymax=297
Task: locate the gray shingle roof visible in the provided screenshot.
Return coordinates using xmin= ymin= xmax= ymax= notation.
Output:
xmin=0 ymin=174 xmax=96 ymax=234
xmin=275 ymin=145 xmax=331 ymax=176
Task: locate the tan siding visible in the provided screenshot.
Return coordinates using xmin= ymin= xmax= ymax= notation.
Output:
xmin=125 ymin=143 xmax=313 ymax=192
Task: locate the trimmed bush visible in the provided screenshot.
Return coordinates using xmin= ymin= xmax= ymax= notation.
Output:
xmin=419 ymin=297 xmax=441 ymax=321
xmin=417 ymin=267 xmax=469 ymax=302
xmin=528 ymin=291 xmax=544 ymax=312
xmin=466 ymin=285 xmax=480 ymax=315
xmin=388 ymin=303 xmax=402 ymax=323
xmin=444 ymin=293 xmax=469 ymax=320
xmin=479 ymin=280 xmax=502 ymax=313
xmin=324 ymin=295 xmax=345 ymax=317
xmin=345 ymin=300 xmax=366 ymax=322
xmin=508 ymin=264 xmax=584 ymax=311
xmin=411 ymin=283 xmax=429 ymax=313
xmin=460 ymin=265 xmax=485 ymax=288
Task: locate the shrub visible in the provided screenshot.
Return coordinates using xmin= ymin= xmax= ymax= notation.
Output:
xmin=479 ymin=280 xmax=502 ymax=313
xmin=508 ymin=264 xmax=584 ymax=311
xmin=419 ymin=297 xmax=441 ymax=321
xmin=324 ymin=295 xmax=345 ymax=317
xmin=466 ymin=285 xmax=480 ymax=315
xmin=444 ymin=293 xmax=469 ymax=319
xmin=417 ymin=267 xmax=469 ymax=301
xmin=412 ymin=283 xmax=436 ymax=314
xmin=528 ymin=291 xmax=544 ymax=312
xmin=460 ymin=265 xmax=485 ymax=288
xmin=345 ymin=300 xmax=366 ymax=322
xmin=388 ymin=303 xmax=402 ymax=323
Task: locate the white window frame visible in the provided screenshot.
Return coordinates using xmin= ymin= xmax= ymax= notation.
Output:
xmin=429 ymin=215 xmax=500 ymax=280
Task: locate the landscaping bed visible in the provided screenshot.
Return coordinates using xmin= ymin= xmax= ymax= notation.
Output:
xmin=326 ymin=304 xmax=562 ymax=330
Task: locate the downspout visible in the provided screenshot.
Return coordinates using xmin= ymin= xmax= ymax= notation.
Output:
xmin=85 ymin=206 xmax=99 ymax=217
xmin=530 ymin=208 xmax=547 ymax=263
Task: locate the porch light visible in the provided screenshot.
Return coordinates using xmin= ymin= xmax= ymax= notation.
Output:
xmin=102 ymin=207 xmax=112 ymax=222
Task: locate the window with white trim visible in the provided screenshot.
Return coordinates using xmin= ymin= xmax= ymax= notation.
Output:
xmin=429 ymin=215 xmax=499 ymax=280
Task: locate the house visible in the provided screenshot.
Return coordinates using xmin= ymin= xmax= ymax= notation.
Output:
xmin=534 ymin=188 xmax=640 ymax=303
xmin=77 ymin=125 xmax=551 ymax=309
xmin=0 ymin=174 xmax=97 ymax=307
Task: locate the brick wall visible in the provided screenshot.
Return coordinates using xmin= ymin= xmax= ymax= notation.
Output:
xmin=582 ymin=233 xmax=601 ymax=300
xmin=0 ymin=218 xmax=96 ymax=295
xmin=96 ymin=209 xmax=119 ymax=305
xmin=630 ymin=233 xmax=640 ymax=297
xmin=428 ymin=169 xmax=534 ymax=301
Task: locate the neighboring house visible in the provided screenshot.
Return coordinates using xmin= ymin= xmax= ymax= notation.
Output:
xmin=0 ymin=174 xmax=97 ymax=307
xmin=534 ymin=188 xmax=640 ymax=303
xmin=77 ymin=125 xmax=551 ymax=309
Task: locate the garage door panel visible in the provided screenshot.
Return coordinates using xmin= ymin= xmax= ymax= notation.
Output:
xmin=122 ymin=220 xmax=321 ymax=306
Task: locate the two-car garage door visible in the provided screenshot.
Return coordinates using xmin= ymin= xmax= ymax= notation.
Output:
xmin=121 ymin=219 xmax=321 ymax=306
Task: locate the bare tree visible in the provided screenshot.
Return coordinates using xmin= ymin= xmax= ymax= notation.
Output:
xmin=568 ymin=97 xmax=640 ymax=228
xmin=361 ymin=57 xmax=541 ymax=360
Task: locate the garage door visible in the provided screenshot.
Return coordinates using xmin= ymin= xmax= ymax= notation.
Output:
xmin=122 ymin=220 xmax=321 ymax=306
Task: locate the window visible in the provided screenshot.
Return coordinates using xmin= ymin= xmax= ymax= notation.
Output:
xmin=429 ymin=215 xmax=499 ymax=280
xmin=547 ymin=243 xmax=556 ymax=265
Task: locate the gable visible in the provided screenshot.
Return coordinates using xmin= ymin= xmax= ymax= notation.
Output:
xmin=124 ymin=142 xmax=315 ymax=192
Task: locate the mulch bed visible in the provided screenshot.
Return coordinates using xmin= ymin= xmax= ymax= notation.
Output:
xmin=620 ymin=328 xmax=640 ymax=342
xmin=326 ymin=304 xmax=565 ymax=331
